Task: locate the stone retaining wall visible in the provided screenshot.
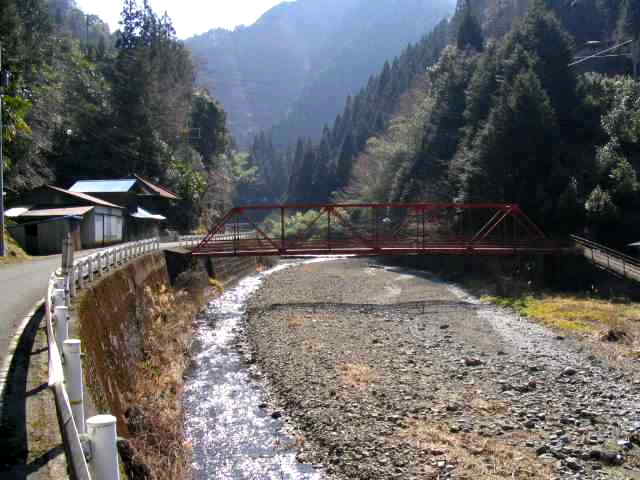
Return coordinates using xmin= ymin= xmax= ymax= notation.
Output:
xmin=73 ymin=251 xmax=260 ymax=435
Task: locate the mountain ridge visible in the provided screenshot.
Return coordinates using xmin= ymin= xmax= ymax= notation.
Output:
xmin=185 ymin=0 xmax=455 ymax=146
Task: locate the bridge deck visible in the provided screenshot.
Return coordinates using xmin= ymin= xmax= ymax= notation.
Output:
xmin=573 ymin=235 xmax=640 ymax=283
xmin=193 ymin=203 xmax=568 ymax=257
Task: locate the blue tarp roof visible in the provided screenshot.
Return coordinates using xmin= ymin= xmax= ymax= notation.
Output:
xmin=69 ymin=179 xmax=137 ymax=193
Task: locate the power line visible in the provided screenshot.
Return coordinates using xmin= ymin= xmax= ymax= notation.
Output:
xmin=569 ymin=39 xmax=633 ymax=67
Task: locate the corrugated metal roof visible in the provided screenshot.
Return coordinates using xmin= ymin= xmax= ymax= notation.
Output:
xmin=5 ymin=206 xmax=32 ymax=218
xmin=47 ymin=185 xmax=123 ymax=209
xmin=130 ymin=207 xmax=166 ymax=221
xmin=134 ymin=175 xmax=179 ymax=200
xmin=19 ymin=206 xmax=94 ymax=217
xmin=69 ymin=179 xmax=137 ymax=193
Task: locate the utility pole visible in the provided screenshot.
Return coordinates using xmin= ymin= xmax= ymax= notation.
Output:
xmin=0 ymin=42 xmax=5 ymax=257
xmin=86 ymin=15 xmax=90 ymax=55
xmin=632 ymin=37 xmax=639 ymax=78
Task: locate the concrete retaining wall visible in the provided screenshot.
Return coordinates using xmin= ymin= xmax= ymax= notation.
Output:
xmin=75 ymin=252 xmax=170 ymax=434
xmin=74 ymin=251 xmax=260 ymax=435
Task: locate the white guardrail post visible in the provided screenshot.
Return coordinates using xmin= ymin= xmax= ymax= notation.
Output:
xmin=54 ymin=305 xmax=69 ymax=354
xmin=87 ymin=415 xmax=120 ymax=480
xmin=88 ymin=256 xmax=95 ymax=282
xmin=46 ymin=238 xmax=161 ymax=480
xmin=69 ymin=267 xmax=77 ymax=298
xmin=63 ymin=339 xmax=85 ymax=434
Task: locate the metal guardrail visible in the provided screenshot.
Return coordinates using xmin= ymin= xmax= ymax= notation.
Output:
xmin=178 ymin=235 xmax=205 ymax=248
xmin=179 ymin=232 xmax=255 ymax=250
xmin=46 ymin=238 xmax=160 ymax=479
xmin=571 ymin=234 xmax=640 ymax=281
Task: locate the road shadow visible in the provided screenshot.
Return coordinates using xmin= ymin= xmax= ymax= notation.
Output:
xmin=0 ymin=306 xmax=44 ymax=479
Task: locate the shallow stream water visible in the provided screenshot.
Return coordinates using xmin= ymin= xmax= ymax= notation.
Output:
xmin=183 ymin=261 xmax=329 ymax=480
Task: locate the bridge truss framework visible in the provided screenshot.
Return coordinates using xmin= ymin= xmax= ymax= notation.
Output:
xmin=192 ymin=203 xmax=564 ymax=257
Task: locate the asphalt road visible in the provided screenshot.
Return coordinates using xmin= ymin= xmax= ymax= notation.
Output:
xmin=0 ymin=242 xmax=187 ymax=371
xmin=0 ymin=256 xmax=65 ymax=368
xmin=0 ymin=253 xmax=87 ymax=369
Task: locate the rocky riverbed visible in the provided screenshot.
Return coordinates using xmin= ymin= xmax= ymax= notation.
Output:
xmin=246 ymin=258 xmax=640 ymax=480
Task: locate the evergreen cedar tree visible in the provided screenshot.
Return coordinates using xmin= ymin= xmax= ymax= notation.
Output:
xmin=2 ymin=0 xmax=639 ymax=243
xmin=266 ymin=0 xmax=639 ymax=246
xmin=1 ymin=0 xmax=233 ymax=231
xmin=457 ymin=0 xmax=484 ymax=52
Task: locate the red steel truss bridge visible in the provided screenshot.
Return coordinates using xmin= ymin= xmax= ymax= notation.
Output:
xmin=192 ymin=203 xmax=566 ymax=257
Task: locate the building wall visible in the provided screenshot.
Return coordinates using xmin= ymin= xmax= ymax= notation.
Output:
xmin=8 ymin=208 xmax=126 ymax=254
xmin=37 ymin=220 xmax=67 ymax=254
xmin=82 ymin=208 xmax=124 ymax=248
xmin=9 ymin=219 xmax=67 ymax=255
xmin=125 ymin=218 xmax=160 ymax=241
xmin=8 ymin=226 xmax=26 ymax=250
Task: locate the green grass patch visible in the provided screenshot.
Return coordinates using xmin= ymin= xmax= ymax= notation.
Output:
xmin=482 ymin=295 xmax=640 ymax=334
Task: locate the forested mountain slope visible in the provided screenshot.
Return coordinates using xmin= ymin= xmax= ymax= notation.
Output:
xmin=1 ymin=0 xmax=234 ymax=231
xmin=186 ymin=0 xmax=455 ymax=147
xmin=273 ymin=0 xmax=639 ymax=245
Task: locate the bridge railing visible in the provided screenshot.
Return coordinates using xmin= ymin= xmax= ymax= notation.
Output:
xmin=181 ymin=230 xmax=255 ymax=250
xmin=179 ymin=235 xmax=205 ymax=248
xmin=46 ymin=237 xmax=161 ymax=480
xmin=192 ymin=203 xmax=559 ymax=257
xmin=571 ymin=234 xmax=640 ymax=281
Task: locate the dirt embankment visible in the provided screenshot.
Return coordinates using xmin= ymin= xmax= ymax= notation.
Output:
xmin=247 ymin=259 xmax=640 ymax=480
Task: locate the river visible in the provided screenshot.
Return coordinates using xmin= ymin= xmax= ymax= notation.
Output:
xmin=183 ymin=260 xmax=328 ymax=480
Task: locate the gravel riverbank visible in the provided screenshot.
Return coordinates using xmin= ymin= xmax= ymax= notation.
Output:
xmin=246 ymin=258 xmax=640 ymax=480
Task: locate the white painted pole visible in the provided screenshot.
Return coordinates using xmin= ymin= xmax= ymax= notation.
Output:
xmin=87 ymin=257 xmax=93 ymax=282
xmin=53 ymin=276 xmax=65 ymax=290
xmin=53 ymin=287 xmax=66 ymax=306
xmin=79 ymin=261 xmax=86 ymax=289
xmin=69 ymin=268 xmax=77 ymax=298
xmin=54 ymin=305 xmax=69 ymax=353
xmin=65 ymin=275 xmax=71 ymax=306
xmin=87 ymin=415 xmax=120 ymax=480
xmin=63 ymin=339 xmax=85 ymax=434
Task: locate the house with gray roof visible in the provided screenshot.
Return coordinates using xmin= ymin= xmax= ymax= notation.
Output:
xmin=6 ymin=185 xmax=125 ymax=254
xmin=68 ymin=175 xmax=178 ymax=241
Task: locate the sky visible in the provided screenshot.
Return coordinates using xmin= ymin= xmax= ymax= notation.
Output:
xmin=75 ymin=0 xmax=289 ymax=39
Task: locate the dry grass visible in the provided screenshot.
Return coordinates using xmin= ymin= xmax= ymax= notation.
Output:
xmin=273 ymin=434 xmax=306 ymax=452
xmin=286 ymin=314 xmax=306 ymax=329
xmin=397 ymin=421 xmax=553 ymax=479
xmin=122 ymin=283 xmax=205 ymax=480
xmin=468 ymin=396 xmax=509 ymax=417
xmin=208 ymin=277 xmax=224 ymax=293
xmin=0 ymin=231 xmax=30 ymax=265
xmin=338 ymin=362 xmax=378 ymax=390
xmin=301 ymin=338 xmax=323 ymax=353
xmin=300 ymin=264 xmax=320 ymax=273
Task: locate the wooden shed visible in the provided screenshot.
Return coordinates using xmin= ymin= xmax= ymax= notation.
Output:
xmin=6 ymin=185 xmax=124 ymax=255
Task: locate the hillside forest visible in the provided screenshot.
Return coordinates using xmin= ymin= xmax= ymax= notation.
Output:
xmin=1 ymin=0 xmax=234 ymax=231
xmin=244 ymin=0 xmax=640 ymax=247
xmin=186 ymin=0 xmax=455 ymax=148
xmin=2 ymin=0 xmax=639 ymax=244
